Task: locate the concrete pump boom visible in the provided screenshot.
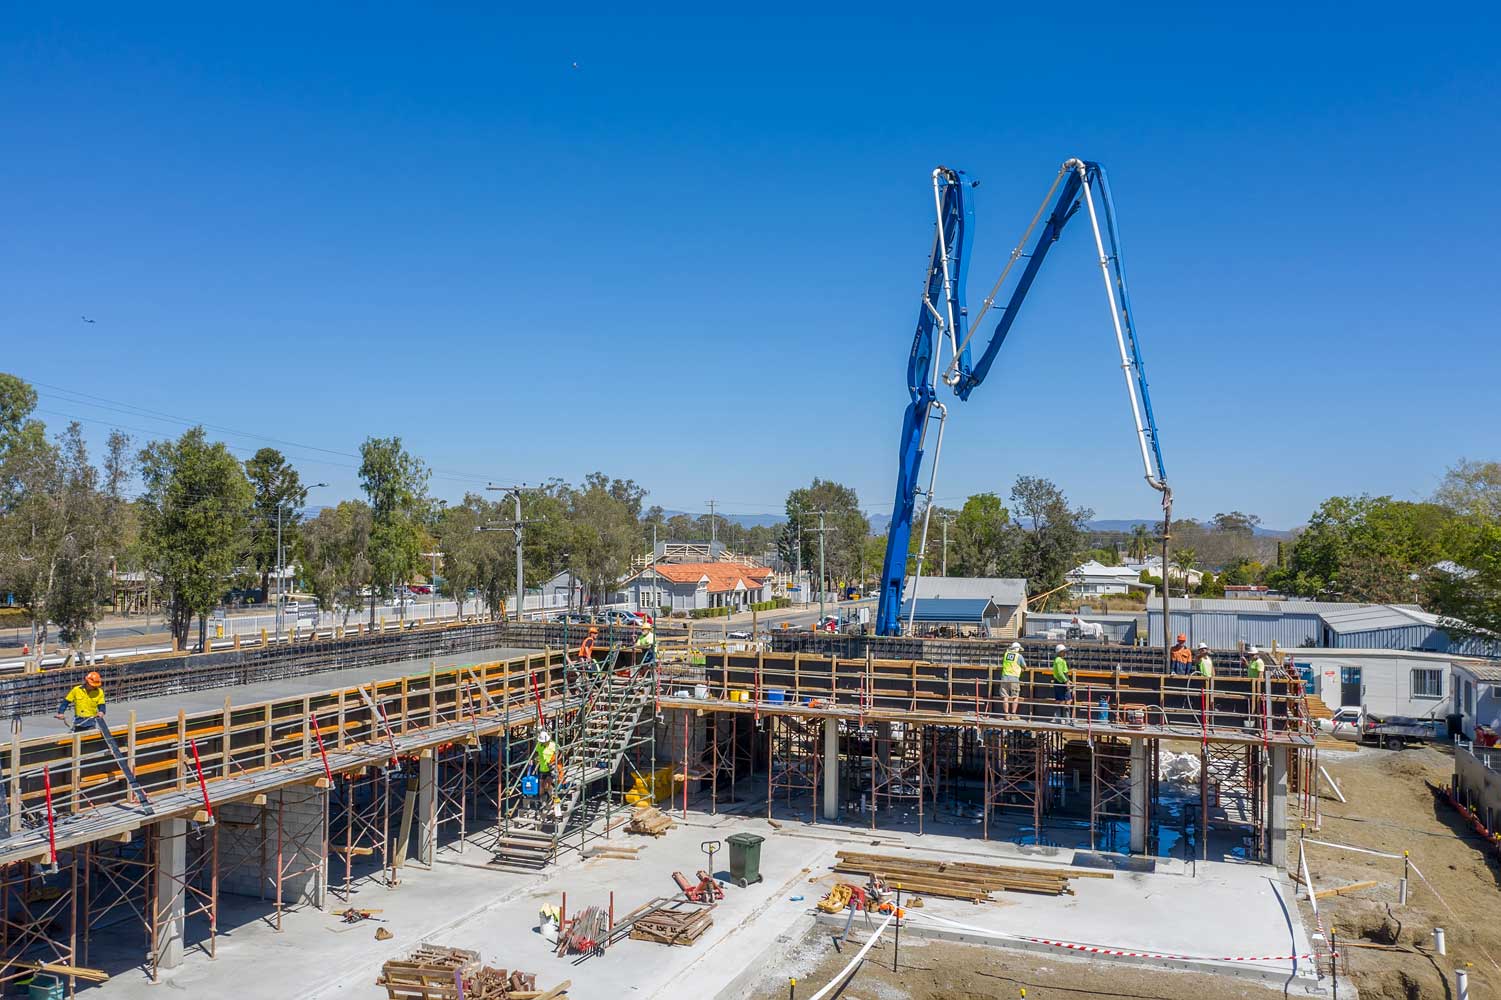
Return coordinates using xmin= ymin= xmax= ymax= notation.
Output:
xmin=874 ymin=159 xmax=1173 ymax=659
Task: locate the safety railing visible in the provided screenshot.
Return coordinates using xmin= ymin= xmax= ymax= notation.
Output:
xmin=0 ymin=646 xmax=604 ymax=853
xmin=695 ymin=651 xmax=1311 ymax=744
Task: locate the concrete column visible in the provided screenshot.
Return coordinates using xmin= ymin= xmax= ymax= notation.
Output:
xmin=822 ymin=718 xmax=839 ymax=821
xmin=1269 ymin=746 xmax=1289 ymax=866
xmin=1129 ymin=739 xmax=1150 ymax=854
xmin=153 ymin=818 xmax=188 ymax=970
xmin=416 ymin=749 xmax=436 ymax=865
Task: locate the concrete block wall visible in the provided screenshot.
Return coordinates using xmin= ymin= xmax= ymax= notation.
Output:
xmin=655 ymin=710 xmax=707 ymax=766
xmin=217 ymin=784 xmax=327 ymax=905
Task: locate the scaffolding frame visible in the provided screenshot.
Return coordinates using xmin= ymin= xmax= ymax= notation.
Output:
xmin=331 ymin=767 xmax=393 ymax=899
xmin=869 ymin=722 xmax=924 ymax=832
xmin=148 ymin=822 xmax=219 ymax=976
xmin=80 ymin=836 xmax=153 ymax=974
xmin=983 ymin=729 xmax=1058 ymax=843
xmin=1089 ymin=738 xmax=1133 ymax=853
xmin=0 ymin=853 xmax=78 ymax=996
xmin=767 ymin=715 xmax=822 ymax=824
xmin=428 ymin=742 xmax=471 ymax=859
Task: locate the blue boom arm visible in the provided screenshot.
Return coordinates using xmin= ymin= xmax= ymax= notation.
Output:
xmin=874 ymin=160 xmax=1169 ymax=637
xmin=874 ymin=169 xmax=970 ymax=635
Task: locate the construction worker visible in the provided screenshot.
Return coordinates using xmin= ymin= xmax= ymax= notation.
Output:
xmin=634 ymin=619 xmax=656 ymax=664
xmin=56 ymin=671 xmax=106 ymax=732
xmin=578 ymin=626 xmax=599 ymax=663
xmin=998 ymin=642 xmax=1025 ymax=717
xmin=1051 ymin=644 xmax=1073 ymax=720
xmin=534 ymin=728 xmax=559 ymax=806
xmin=1242 ymin=645 xmax=1265 ymax=680
xmin=1195 ymin=642 xmax=1215 ymax=678
xmin=1170 ymin=634 xmax=1193 ymax=675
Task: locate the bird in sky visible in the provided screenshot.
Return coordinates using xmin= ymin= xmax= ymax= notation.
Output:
xmin=571 ymin=61 xmax=579 ymax=70
xmin=80 ymin=316 xmax=96 ymax=324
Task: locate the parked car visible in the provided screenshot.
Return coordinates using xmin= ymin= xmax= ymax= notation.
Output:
xmin=1316 ymin=706 xmax=1362 ymax=742
xmin=551 ymin=612 xmax=594 ymax=625
xmin=409 ymin=584 xmax=432 ymax=595
xmin=599 ymin=609 xmax=644 ymax=627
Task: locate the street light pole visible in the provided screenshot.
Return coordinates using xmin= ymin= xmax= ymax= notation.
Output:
xmin=421 ymin=551 xmax=443 ymax=619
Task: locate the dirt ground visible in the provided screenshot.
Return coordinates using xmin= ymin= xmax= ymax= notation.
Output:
xmin=1300 ymin=743 xmax=1494 ymax=1000
xmin=751 ymin=744 xmax=1493 ymax=1000
xmin=748 ymin=929 xmax=1292 ymax=1000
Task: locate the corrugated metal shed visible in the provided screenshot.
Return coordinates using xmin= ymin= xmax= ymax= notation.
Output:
xmin=1148 ymin=605 xmax=1328 ymax=648
xmin=905 ymin=577 xmax=1026 ymax=606
xmin=1026 ymin=612 xmax=1140 ymax=644
xmin=899 ymin=598 xmax=999 ymax=623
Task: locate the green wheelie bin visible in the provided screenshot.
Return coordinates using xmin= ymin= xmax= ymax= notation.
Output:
xmin=726 ymin=832 xmax=764 ymax=887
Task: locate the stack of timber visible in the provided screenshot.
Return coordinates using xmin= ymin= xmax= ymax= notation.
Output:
xmin=378 ymin=947 xmax=568 ymax=1000
xmin=627 ymin=804 xmax=676 ymax=837
xmin=623 ymin=896 xmax=714 ymax=946
xmin=377 ymin=945 xmax=479 ymax=1000
xmin=832 ymin=851 xmax=1111 ymax=900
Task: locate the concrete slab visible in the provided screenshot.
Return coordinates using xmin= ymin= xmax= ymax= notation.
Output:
xmin=22 ymin=644 xmax=534 ymax=733
xmin=80 ymin=807 xmax=1316 ymax=1000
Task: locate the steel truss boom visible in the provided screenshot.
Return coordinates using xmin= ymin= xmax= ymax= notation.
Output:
xmin=875 ymin=159 xmax=1173 ymax=644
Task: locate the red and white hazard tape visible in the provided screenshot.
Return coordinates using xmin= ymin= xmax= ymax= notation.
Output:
xmin=1021 ymin=936 xmax=1322 ymax=964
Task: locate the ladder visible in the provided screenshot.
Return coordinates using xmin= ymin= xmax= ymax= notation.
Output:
xmin=492 ymin=657 xmax=652 ymax=869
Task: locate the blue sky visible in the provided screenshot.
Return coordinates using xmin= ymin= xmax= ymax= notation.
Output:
xmin=3 ymin=7 xmax=1498 ymax=528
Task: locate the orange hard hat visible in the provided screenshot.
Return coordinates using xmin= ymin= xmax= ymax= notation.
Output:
xmin=85 ymin=671 xmax=102 ymax=686
xmin=588 ymin=626 xmax=598 ymax=634
xmin=1176 ymin=634 xmax=1187 ymax=643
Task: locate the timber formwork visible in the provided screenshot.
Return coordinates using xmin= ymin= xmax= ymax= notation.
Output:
xmin=0 ymin=641 xmax=640 ymax=992
xmin=645 ymin=649 xmax=1313 ymax=863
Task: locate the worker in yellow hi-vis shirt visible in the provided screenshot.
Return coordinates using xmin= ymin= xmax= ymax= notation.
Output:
xmin=56 ymin=671 xmax=106 ymax=732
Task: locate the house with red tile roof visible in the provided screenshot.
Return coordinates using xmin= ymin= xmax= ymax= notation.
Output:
xmin=621 ymin=561 xmax=774 ymax=614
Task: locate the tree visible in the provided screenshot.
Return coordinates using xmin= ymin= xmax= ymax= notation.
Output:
xmin=358 ymin=436 xmax=429 ymax=623
xmin=1275 ymin=494 xmax=1456 ymax=600
xmin=138 ymin=427 xmax=254 ymax=648
xmin=1127 ymin=523 xmax=1152 ymax=562
xmin=0 ymin=372 xmax=38 ymax=457
xmin=784 ymin=479 xmax=869 ymax=592
xmin=244 ymin=448 xmax=306 ymax=599
xmin=48 ymin=424 xmax=120 ymax=652
xmin=0 ymin=418 xmax=67 ymax=651
xmin=565 ymin=473 xmax=645 ymax=606
xmin=300 ymin=501 xmax=373 ymax=622
xmin=950 ymin=493 xmax=1011 ymax=577
xmin=1171 ymin=547 xmax=1197 ymax=573
xmin=1433 ymin=521 xmax=1501 ymax=643
xmin=1434 ymin=459 xmax=1501 ymax=522
xmin=1211 ymin=511 xmax=1262 ymax=537
xmin=1008 ymin=476 xmax=1092 ymax=593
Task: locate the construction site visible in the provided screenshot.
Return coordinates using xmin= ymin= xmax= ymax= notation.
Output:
xmin=0 ymin=611 xmax=1407 ymax=998
xmin=1 ymin=148 xmax=1493 ymax=999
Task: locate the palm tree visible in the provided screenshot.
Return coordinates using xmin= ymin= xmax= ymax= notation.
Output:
xmin=1128 ymin=523 xmax=1151 ymax=562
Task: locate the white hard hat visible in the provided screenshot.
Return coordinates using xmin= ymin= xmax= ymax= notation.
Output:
xmin=1196 ymin=642 xmax=1209 ymax=650
xmin=1008 ymin=642 xmax=1022 ymax=651
xmin=1055 ymin=643 xmax=1067 ymax=652
xmin=538 ymin=729 xmax=551 ymax=742
xmin=1249 ymin=645 xmax=1260 ymax=654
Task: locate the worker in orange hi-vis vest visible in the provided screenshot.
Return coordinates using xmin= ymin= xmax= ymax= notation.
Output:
xmin=578 ymin=626 xmax=599 ymax=662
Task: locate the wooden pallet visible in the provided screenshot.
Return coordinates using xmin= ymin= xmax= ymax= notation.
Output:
xmin=621 ymin=896 xmax=714 ymax=946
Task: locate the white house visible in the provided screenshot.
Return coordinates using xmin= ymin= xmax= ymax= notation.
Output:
xmin=1067 ymin=560 xmax=1149 ymax=597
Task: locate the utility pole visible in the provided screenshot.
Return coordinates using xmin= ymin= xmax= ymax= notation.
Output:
xmin=794 ymin=522 xmax=804 ymax=607
xmin=421 ymin=551 xmax=443 ymax=619
xmin=707 ymin=499 xmax=718 ymax=550
xmin=940 ymin=513 xmax=952 ymax=577
xmin=275 ymin=482 xmax=325 ymax=636
xmin=484 ymin=484 xmax=537 ymax=622
xmin=807 ymin=512 xmax=833 ymax=623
